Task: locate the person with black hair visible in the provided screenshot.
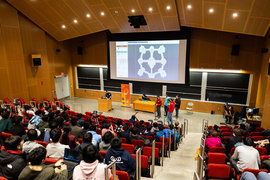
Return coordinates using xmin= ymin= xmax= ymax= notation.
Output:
xmin=138 ymin=120 xmax=145 ymax=132
xmin=225 ymin=128 xmax=242 ymax=154
xmin=44 ymin=106 xmax=51 ymax=115
xmin=43 ymin=121 xmax=58 ymax=144
xmin=151 ymin=122 xmax=159 ymax=132
xmin=0 ymin=108 xmax=6 ymax=119
xmin=60 ymin=111 xmax=69 ymax=122
xmin=129 ymin=115 xmax=136 ymax=124
xmin=117 ymin=124 xmax=131 ymax=144
xmin=70 ymin=118 xmax=82 ymax=139
xmin=174 ymin=95 xmax=181 ymax=118
xmin=156 ymin=96 xmax=162 ymax=119
xmin=76 ymin=113 xmax=84 ymax=127
xmin=130 ymin=127 xmax=144 ymax=141
xmin=101 ymin=122 xmax=116 ymax=136
xmin=73 ymin=144 xmax=111 ymax=180
xmin=0 ymin=111 xmax=12 ymax=133
xmin=48 ymin=112 xmax=55 ymax=122
xmin=46 ymin=128 xmax=70 ymax=159
xmin=143 ymin=124 xmax=155 ymax=140
xmin=87 ymin=125 xmax=102 ymax=147
xmin=38 ymin=115 xmax=49 ymax=130
xmin=22 ymin=129 xmax=44 ymax=154
xmin=105 ymin=136 xmax=136 ymax=177
xmin=28 ymin=110 xmax=44 ymax=130
xmin=115 ymin=119 xmax=123 ymax=133
xmin=99 ymin=131 xmax=114 ymax=152
xmin=232 ymin=136 xmax=260 ymax=172
xmin=9 ymin=116 xmax=26 ymax=137
xmin=0 ymin=136 xmax=27 ymax=180
xmin=156 ymin=124 xmax=174 ymax=140
xmin=18 ymin=147 xmax=68 ymax=180
xmin=79 ymin=122 xmax=90 ymax=139
xmin=26 ymin=105 xmax=35 ymax=116
xmin=101 ymin=119 xmax=108 ymax=129
xmin=60 ymin=125 xmax=77 ymax=149
xmin=239 ymin=123 xmax=248 ymax=135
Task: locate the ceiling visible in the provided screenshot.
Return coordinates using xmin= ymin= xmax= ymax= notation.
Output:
xmin=6 ymin=0 xmax=270 ymax=41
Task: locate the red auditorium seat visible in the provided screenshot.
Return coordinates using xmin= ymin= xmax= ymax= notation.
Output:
xmin=96 ymin=129 xmax=101 ymax=135
xmin=131 ymin=139 xmax=145 ymax=147
xmin=239 ymin=169 xmax=268 ymax=179
xmin=254 ymin=147 xmax=268 ymax=156
xmin=209 ymin=147 xmax=226 ymax=153
xmin=1 ymin=132 xmax=13 ymax=140
xmin=256 ymin=127 xmax=265 ymax=132
xmin=204 ymin=164 xmax=232 ymax=180
xmin=155 ymin=141 xmax=167 ymax=157
xmin=221 ymin=129 xmax=231 ymax=132
xmin=143 ymin=147 xmax=160 ymax=165
xmin=220 ymin=126 xmax=228 ymax=128
xmin=85 ymin=112 xmax=92 ymax=116
xmin=252 ymin=136 xmax=265 ymax=141
xmin=260 ymin=155 xmax=270 ymax=168
xmin=45 ymin=158 xmax=58 ymax=165
xmin=131 ymin=154 xmax=150 ymax=177
xmin=35 ymin=140 xmax=48 ymax=148
xmin=116 ymin=170 xmax=130 ymax=180
xmin=99 ymin=151 xmax=106 ymax=158
xmin=121 ymin=143 xmax=135 ymax=154
xmin=249 ymin=132 xmax=262 ymax=136
xmin=0 ymin=176 xmax=7 ymax=180
xmin=142 ymin=135 xmax=153 ymax=142
xmin=222 ymin=132 xmax=232 ymax=136
xmin=206 ymin=153 xmax=226 ymax=164
xmin=120 ymin=138 xmax=127 ymax=143
xmin=78 ymin=138 xmax=83 ymax=143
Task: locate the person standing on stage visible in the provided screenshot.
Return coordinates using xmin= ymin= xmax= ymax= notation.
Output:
xmin=105 ymin=90 xmax=111 ymax=100
xmin=174 ymin=95 xmax=181 ymax=118
xmin=164 ymin=93 xmax=170 ymax=116
xmin=167 ymin=98 xmax=175 ymax=125
xmin=156 ymin=96 xmax=162 ymax=119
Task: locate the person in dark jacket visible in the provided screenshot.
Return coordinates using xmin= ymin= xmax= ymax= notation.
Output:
xmin=0 ymin=136 xmax=27 ymax=180
xmin=99 ymin=131 xmax=114 ymax=152
xmin=129 ymin=115 xmax=136 ymax=124
xmin=0 ymin=111 xmax=13 ymax=133
xmin=174 ymin=95 xmax=181 ymax=118
xmin=9 ymin=116 xmax=26 ymax=137
xmin=142 ymin=124 xmax=155 ymax=140
xmin=130 ymin=127 xmax=144 ymax=141
xmin=75 ymin=133 xmax=103 ymax=163
xmin=18 ymin=147 xmax=68 ymax=180
xmin=117 ymin=124 xmax=131 ymax=144
xmin=225 ymin=128 xmax=242 ymax=154
xmin=79 ymin=122 xmax=90 ymax=139
xmin=101 ymin=120 xmax=108 ymax=129
xmin=105 ymin=136 xmax=136 ymax=177
xmin=76 ymin=113 xmax=84 ymax=127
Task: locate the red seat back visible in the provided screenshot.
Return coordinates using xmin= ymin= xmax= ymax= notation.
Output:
xmin=155 ymin=142 xmax=166 ymax=151
xmin=131 ymin=154 xmax=149 ymax=168
xmin=78 ymin=138 xmax=83 ymax=143
xmin=0 ymin=176 xmax=7 ymax=180
xmin=222 ymin=132 xmax=232 ymax=136
xmin=207 ymin=153 xmax=226 ymax=164
xmin=99 ymin=151 xmax=107 ymax=158
xmin=142 ymin=135 xmax=153 ymax=142
xmin=1 ymin=132 xmax=13 ymax=140
xmin=207 ymin=164 xmax=231 ymax=179
xmin=120 ymin=138 xmax=127 ymax=143
xmin=252 ymin=136 xmax=265 ymax=141
xmin=116 ymin=170 xmax=129 ymax=180
xmin=256 ymin=127 xmax=265 ymax=132
xmin=35 ymin=140 xmax=48 ymax=148
xmin=45 ymin=158 xmax=58 ymax=165
xmin=131 ymin=139 xmax=145 ymax=147
xmin=121 ymin=143 xmax=134 ymax=154
xmin=241 ymin=168 xmax=268 ymax=177
xmin=221 ymin=129 xmax=230 ymax=132
xmin=254 ymin=147 xmax=268 ymax=156
xmin=249 ymin=132 xmax=262 ymax=136
xmin=230 ymin=147 xmax=236 ymax=155
xmin=143 ymin=147 xmax=159 ymax=158
xmin=209 ymin=147 xmax=226 ymax=153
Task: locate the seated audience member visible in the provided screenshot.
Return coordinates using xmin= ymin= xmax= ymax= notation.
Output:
xmin=54 ymin=110 xmax=61 ymax=119
xmin=10 ymin=116 xmax=26 ymax=137
xmin=142 ymin=124 xmax=155 ymax=140
xmin=0 ymin=136 xmax=27 ymax=180
xmin=46 ymin=128 xmax=70 ymax=159
xmin=73 ymin=145 xmax=112 ymax=180
xmin=105 ymin=137 xmax=136 ymax=177
xmin=240 ymin=171 xmax=270 ymax=180
xmin=44 ymin=121 xmax=58 ymax=144
xmin=138 ymin=120 xmax=145 ymax=132
xmin=75 ymin=133 xmax=103 ymax=162
xmin=19 ymin=147 xmax=68 ymax=180
xmin=60 ymin=125 xmax=77 ymax=149
xmin=22 ymin=129 xmax=44 ymax=154
xmin=205 ymin=130 xmax=222 ymax=150
xmin=247 ymin=123 xmax=257 ymax=133
xmin=26 ymin=105 xmax=35 ymax=116
xmin=115 ymin=119 xmax=123 ymax=133
xmin=210 ymin=125 xmax=221 ymax=135
xmin=44 ymin=106 xmax=50 ymax=115
xmin=87 ymin=125 xmax=102 ymax=147
xmin=101 ymin=122 xmax=116 ymax=136
xmin=151 ymin=122 xmax=159 ymax=132
xmin=0 ymin=111 xmax=12 ymax=133
xmin=38 ymin=115 xmax=49 ymax=130
xmin=48 ymin=112 xmax=55 ymax=122
xmin=0 ymin=107 xmax=6 ymax=119
xmin=79 ymin=122 xmax=90 ymax=139
xmin=129 ymin=115 xmax=136 ymax=124
xmin=231 ymin=136 xmax=260 ymax=172
xmin=28 ymin=110 xmax=44 ymax=130
xmin=76 ymin=113 xmax=84 ymax=127
xmin=174 ymin=121 xmax=181 ymax=136
xmin=70 ymin=117 xmax=82 ymax=139
xmin=239 ymin=123 xmax=248 ymax=135
xmin=60 ymin=109 xmax=69 ymax=122
xmin=225 ymin=128 xmax=242 ymax=153
xmin=117 ymin=124 xmax=131 ymax=144
xmin=130 ymin=127 xmax=144 ymax=141
xmin=259 ymin=137 xmax=270 ymax=154
xmin=99 ymin=131 xmax=114 ymax=152
xmin=101 ymin=120 xmax=108 ymax=129
xmin=156 ymin=124 xmax=174 ymax=140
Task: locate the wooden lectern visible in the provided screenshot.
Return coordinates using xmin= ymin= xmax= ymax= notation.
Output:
xmin=98 ymin=98 xmax=112 ymax=112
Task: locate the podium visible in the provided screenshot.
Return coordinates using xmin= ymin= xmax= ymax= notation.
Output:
xmin=98 ymin=98 xmax=112 ymax=112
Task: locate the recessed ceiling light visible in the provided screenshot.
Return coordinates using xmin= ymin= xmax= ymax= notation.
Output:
xmin=115 ymin=11 xmax=118 ymax=14
xmin=62 ymin=25 xmax=65 ymax=28
xmin=74 ymin=20 xmax=77 ymax=23
xmin=233 ymin=13 xmax=238 ymax=17
xmin=167 ymin=6 xmax=171 ymax=10
xmin=209 ymin=9 xmax=213 ymax=13
xmin=187 ymin=5 xmax=191 ymax=9
xmin=149 ymin=7 xmax=152 ymax=11
xmin=101 ymin=12 xmax=104 ymax=15
xmin=132 ymin=9 xmax=135 ymax=13
xmin=86 ymin=14 xmax=90 ymax=17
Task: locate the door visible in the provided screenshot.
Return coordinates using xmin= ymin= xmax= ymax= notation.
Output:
xmin=54 ymin=75 xmax=71 ymax=99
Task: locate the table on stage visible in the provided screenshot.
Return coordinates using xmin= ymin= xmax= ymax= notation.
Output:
xmin=98 ymin=98 xmax=112 ymax=112
xmin=246 ymin=115 xmax=262 ymax=126
xmin=133 ymin=100 xmax=156 ymax=113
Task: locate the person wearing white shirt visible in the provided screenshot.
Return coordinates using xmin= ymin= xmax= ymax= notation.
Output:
xmin=26 ymin=106 xmax=35 ymax=116
xmin=232 ymin=136 xmax=260 ymax=172
xmin=46 ymin=128 xmax=70 ymax=159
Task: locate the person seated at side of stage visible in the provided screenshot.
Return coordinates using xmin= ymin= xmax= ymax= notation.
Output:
xmin=105 ymin=90 xmax=111 ymax=100
xmin=142 ymin=94 xmax=148 ymax=100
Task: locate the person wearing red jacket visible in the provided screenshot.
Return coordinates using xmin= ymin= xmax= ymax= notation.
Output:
xmin=167 ymin=98 xmax=175 ymax=125
xmin=156 ymin=96 xmax=162 ymax=119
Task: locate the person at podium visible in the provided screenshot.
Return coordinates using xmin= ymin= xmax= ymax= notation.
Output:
xmin=142 ymin=94 xmax=148 ymax=100
xmin=105 ymin=90 xmax=111 ymax=100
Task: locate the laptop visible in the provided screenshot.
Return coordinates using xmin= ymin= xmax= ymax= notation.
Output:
xmin=64 ymin=148 xmax=80 ymax=162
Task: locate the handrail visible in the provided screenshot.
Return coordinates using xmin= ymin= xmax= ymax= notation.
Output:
xmin=136 ymin=148 xmax=141 ymax=180
xmin=202 ymin=119 xmax=208 ymax=132
xmin=174 ymin=130 xmax=177 ymax=151
xmin=200 ymin=144 xmax=205 ymax=158
xmin=181 ymin=123 xmax=184 ymax=139
xmin=194 ymin=172 xmax=200 ymax=180
xmin=104 ymin=161 xmax=116 ymax=180
xmin=196 ymin=154 xmax=204 ymax=180
xmin=29 ymin=101 xmax=36 ymax=108
xmin=161 ymin=135 xmax=165 ymax=166
xmin=151 ymin=140 xmax=156 ymax=178
xmin=168 ymin=132 xmax=171 ymax=158
xmin=184 ymin=119 xmax=189 ymax=135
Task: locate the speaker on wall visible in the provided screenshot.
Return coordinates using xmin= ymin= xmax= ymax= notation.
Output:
xmin=56 ymin=49 xmax=60 ymax=52
xmin=77 ymin=46 xmax=83 ymax=54
xmin=31 ymin=54 xmax=41 ymax=67
xmin=231 ymin=44 xmax=240 ymax=56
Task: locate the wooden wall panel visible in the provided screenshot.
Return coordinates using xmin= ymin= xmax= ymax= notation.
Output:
xmin=0 ymin=0 xmax=19 ymax=27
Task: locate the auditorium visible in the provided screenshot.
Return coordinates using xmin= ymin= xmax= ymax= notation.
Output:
xmin=0 ymin=0 xmax=270 ymax=179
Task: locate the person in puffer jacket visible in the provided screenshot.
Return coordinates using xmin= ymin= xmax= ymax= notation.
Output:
xmin=0 ymin=136 xmax=27 ymax=180
xmin=205 ymin=130 xmax=222 ymax=151
xmin=105 ymin=136 xmax=136 ymax=177
xmin=73 ymin=144 xmax=112 ymax=180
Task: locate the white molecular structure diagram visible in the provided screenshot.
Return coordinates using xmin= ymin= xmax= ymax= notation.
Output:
xmin=137 ymin=45 xmax=167 ymax=78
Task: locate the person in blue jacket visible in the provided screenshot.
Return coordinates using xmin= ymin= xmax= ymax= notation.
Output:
xmin=164 ymin=93 xmax=170 ymax=116
xmin=105 ymin=90 xmax=111 ymax=99
xmin=156 ymin=124 xmax=174 ymax=140
xmin=87 ymin=125 xmax=102 ymax=147
xmin=105 ymin=136 xmax=136 ymax=178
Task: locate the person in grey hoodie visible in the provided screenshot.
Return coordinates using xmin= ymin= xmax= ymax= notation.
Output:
xmin=99 ymin=131 xmax=114 ymax=152
xmin=75 ymin=133 xmax=103 ymax=162
xmin=22 ymin=129 xmax=44 ymax=154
